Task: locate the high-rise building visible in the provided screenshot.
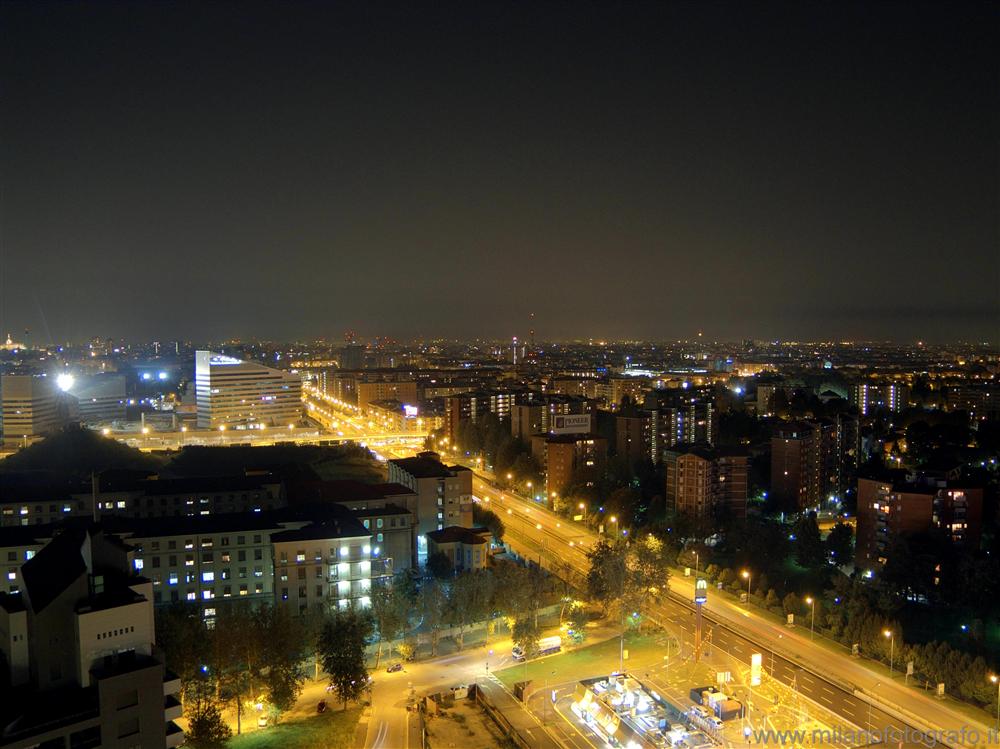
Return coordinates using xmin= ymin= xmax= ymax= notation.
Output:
xmin=531 ymin=433 xmax=608 ymax=499
xmin=194 ymin=350 xmax=302 ymax=429
xmin=851 ymin=383 xmax=911 ymax=416
xmin=855 ymin=476 xmax=983 ymax=572
xmin=664 ymin=446 xmax=749 ymax=521
xmin=770 ymin=420 xmax=838 ymax=511
xmin=0 ymin=526 xmax=182 ymax=748
xmin=0 ymin=374 xmax=65 ymax=444
xmin=645 ymin=389 xmax=716 ymax=446
xmin=615 ymin=411 xmax=652 ymax=467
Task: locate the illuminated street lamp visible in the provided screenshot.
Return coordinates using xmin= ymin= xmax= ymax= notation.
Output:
xmin=883 ymin=629 xmax=895 ymax=675
xmin=741 ymin=570 xmax=751 ymax=605
xmin=989 ymin=675 xmax=999 ymax=730
xmin=805 ymin=596 xmax=815 ymax=639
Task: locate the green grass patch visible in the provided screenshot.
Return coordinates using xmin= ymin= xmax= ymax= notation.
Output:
xmin=227 ymin=708 xmax=361 ymax=749
xmin=494 ymin=634 xmax=659 ymax=689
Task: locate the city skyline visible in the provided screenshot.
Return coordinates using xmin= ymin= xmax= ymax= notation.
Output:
xmin=1 ymin=1 xmax=997 ymax=343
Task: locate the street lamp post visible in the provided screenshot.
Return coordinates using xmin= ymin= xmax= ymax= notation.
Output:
xmin=805 ymin=596 xmax=815 ymax=640
xmin=990 ymin=675 xmax=999 ymax=731
xmin=883 ymin=629 xmax=895 ymax=676
xmin=741 ymin=570 xmax=751 ymax=605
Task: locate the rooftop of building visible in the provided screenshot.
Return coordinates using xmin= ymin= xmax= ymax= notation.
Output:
xmin=543 ymin=433 xmax=605 ymax=444
xmin=271 ymin=517 xmax=370 ymax=543
xmin=19 ymin=527 xmax=90 ymax=613
xmin=426 ymin=526 xmax=489 ymax=545
xmin=285 ymin=479 xmax=415 ymax=504
xmin=349 ymin=503 xmax=413 ymax=518
xmin=389 ymin=454 xmax=466 ymax=478
xmin=665 ymin=443 xmax=749 ymax=460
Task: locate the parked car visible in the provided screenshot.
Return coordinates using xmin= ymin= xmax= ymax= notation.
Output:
xmin=257 ymin=715 xmax=268 ymax=728
xmin=317 ymin=701 xmax=327 ymax=714
xmin=387 ymin=663 xmax=403 ymax=673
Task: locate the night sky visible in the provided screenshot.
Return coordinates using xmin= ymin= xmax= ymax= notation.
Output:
xmin=1 ymin=1 xmax=997 ymax=343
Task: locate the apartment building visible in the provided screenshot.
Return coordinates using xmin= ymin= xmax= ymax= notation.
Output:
xmin=387 ymin=454 xmax=473 ymax=561
xmin=272 ymin=519 xmax=373 ymax=616
xmin=0 ymin=526 xmax=182 ymax=748
xmin=664 ymin=445 xmax=749 ymax=521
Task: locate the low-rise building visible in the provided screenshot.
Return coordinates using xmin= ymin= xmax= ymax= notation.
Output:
xmin=426 ymin=526 xmax=490 ymax=573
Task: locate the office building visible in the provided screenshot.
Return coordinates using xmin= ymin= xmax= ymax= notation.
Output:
xmin=195 ymin=350 xmax=302 ymax=429
xmin=0 ymin=526 xmax=182 ymax=748
xmin=664 ymin=446 xmax=749 ymax=521
xmin=0 ymin=374 xmax=65 ymax=444
xmin=65 ymin=374 xmax=127 ymax=423
xmin=855 ymin=476 xmax=983 ymax=572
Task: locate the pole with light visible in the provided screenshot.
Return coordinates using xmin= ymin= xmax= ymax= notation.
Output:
xmin=805 ymin=596 xmax=815 ymax=640
xmin=883 ymin=629 xmax=895 ymax=675
xmin=741 ymin=569 xmax=751 ymax=606
xmin=990 ymin=674 xmax=999 ymax=731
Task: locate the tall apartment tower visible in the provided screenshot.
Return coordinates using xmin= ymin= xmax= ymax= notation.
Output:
xmin=195 ymin=350 xmax=302 ymax=429
xmin=770 ymin=420 xmax=838 ymax=511
xmin=664 ymin=446 xmax=749 ymax=521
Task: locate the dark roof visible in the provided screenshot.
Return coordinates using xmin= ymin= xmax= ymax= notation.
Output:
xmin=349 ymin=503 xmax=413 ymax=518
xmin=545 ymin=433 xmax=604 ymax=444
xmin=20 ymin=528 xmax=88 ymax=613
xmin=286 ymin=480 xmax=414 ymax=504
xmin=390 ymin=456 xmax=457 ymax=479
xmin=0 ymin=591 xmax=26 ymax=613
xmin=271 ymin=518 xmax=369 ymax=543
xmin=93 ymin=468 xmax=159 ymax=492
xmin=666 ymin=443 xmax=749 ymax=460
xmin=0 ymin=525 xmax=49 ymax=548
xmin=427 ymin=526 xmax=488 ymax=545
xmin=139 ymin=475 xmax=278 ymax=496
xmin=123 ymin=512 xmax=286 ymax=538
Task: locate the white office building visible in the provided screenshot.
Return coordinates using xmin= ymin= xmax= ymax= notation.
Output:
xmin=195 ymin=350 xmax=302 ymax=429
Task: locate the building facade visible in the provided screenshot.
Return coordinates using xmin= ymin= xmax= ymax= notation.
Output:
xmin=194 ymin=350 xmax=302 ymax=429
xmin=664 ymin=446 xmax=749 ymax=521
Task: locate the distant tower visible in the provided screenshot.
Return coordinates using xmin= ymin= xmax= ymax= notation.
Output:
xmin=512 ymin=336 xmax=518 ymax=366
xmin=529 ymin=312 xmax=535 ymax=356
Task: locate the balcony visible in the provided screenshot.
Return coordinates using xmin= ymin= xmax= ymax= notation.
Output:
xmin=164 ymin=694 xmax=183 ymax=722
xmin=163 ymin=670 xmax=182 ymax=696
xmin=166 ymin=721 xmax=185 ymax=748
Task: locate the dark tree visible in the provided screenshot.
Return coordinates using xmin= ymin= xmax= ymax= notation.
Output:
xmin=792 ymin=512 xmax=825 ymax=568
xmin=185 ymin=700 xmax=232 ymax=749
xmin=317 ymin=607 xmax=373 ymax=710
xmin=472 ymin=504 xmax=505 ymax=542
xmin=426 ymin=551 xmax=453 ymax=579
xmin=825 ymin=522 xmax=854 ymax=566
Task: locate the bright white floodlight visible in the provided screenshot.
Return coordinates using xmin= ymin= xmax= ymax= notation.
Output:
xmin=56 ymin=373 xmax=75 ymax=392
